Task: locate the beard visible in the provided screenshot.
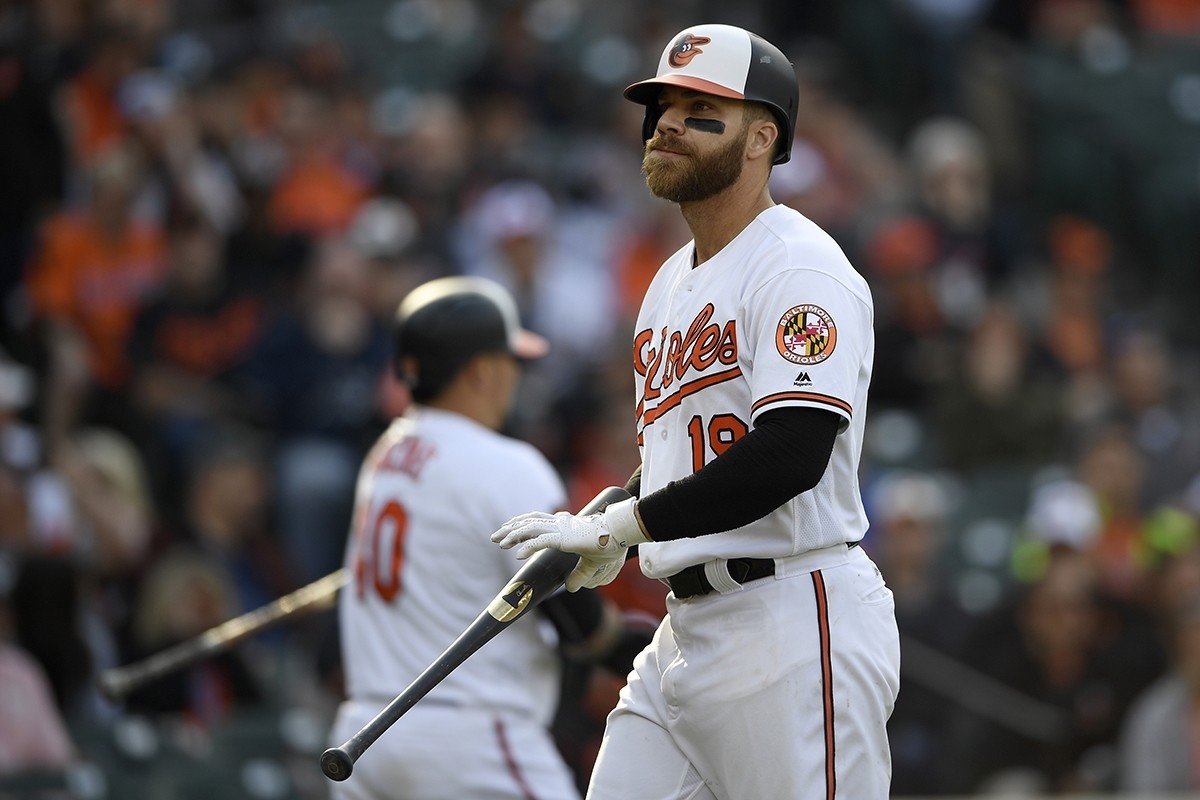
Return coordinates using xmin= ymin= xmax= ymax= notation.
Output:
xmin=642 ymin=127 xmax=746 ymax=203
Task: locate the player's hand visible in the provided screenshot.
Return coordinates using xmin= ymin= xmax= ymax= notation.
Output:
xmin=492 ymin=498 xmax=648 ymax=589
xmin=565 ymin=553 xmax=626 ymax=592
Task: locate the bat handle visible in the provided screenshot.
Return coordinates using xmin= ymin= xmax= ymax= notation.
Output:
xmin=320 ymin=746 xmax=357 ymax=781
xmin=97 ymin=670 xmax=131 ymax=700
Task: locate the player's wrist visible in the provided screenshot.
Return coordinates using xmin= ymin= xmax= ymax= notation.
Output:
xmin=603 ymin=497 xmax=651 ymax=549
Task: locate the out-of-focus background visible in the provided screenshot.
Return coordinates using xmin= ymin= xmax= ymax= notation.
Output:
xmin=2 ymin=0 xmax=1200 ymax=798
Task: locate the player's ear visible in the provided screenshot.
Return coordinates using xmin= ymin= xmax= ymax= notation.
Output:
xmin=745 ymin=116 xmax=778 ymax=163
xmin=397 ymin=354 xmax=420 ymax=386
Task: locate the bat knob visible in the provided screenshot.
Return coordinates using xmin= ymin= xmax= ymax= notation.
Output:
xmin=320 ymin=747 xmax=355 ymax=781
xmin=97 ymin=671 xmax=128 ymax=701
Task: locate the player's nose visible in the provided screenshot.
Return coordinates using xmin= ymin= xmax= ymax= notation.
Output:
xmin=655 ymin=106 xmax=687 ymax=137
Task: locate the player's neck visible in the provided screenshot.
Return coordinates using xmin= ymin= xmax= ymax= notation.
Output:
xmin=679 ymin=182 xmax=775 ymax=266
xmin=425 ymin=387 xmax=504 ymax=431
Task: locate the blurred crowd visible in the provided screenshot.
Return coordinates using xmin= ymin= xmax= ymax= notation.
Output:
xmin=3 ymin=0 xmax=1200 ymax=796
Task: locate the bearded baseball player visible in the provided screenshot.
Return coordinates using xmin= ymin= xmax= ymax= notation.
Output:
xmin=331 ymin=277 xmax=648 ymax=800
xmin=493 ymin=23 xmax=901 ymax=799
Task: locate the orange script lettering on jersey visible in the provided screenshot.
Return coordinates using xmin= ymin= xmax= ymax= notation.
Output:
xmin=634 ymin=304 xmax=738 ymax=405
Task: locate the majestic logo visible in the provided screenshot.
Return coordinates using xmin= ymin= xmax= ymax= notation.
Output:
xmin=776 ymin=304 xmax=837 ymax=365
xmin=793 ymin=372 xmax=812 ymax=386
xmin=668 ymin=33 xmax=711 ymax=68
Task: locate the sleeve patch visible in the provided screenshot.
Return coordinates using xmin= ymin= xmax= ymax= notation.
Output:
xmin=775 ymin=304 xmax=837 ymax=365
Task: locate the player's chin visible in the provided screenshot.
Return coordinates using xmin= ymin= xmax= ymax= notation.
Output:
xmin=643 ymin=150 xmax=686 ymax=173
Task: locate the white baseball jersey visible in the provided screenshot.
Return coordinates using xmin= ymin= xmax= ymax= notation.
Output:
xmin=585 ymin=203 xmax=898 ymax=800
xmin=632 ymin=203 xmax=874 ymax=578
xmin=333 ymin=406 xmax=581 ymax=800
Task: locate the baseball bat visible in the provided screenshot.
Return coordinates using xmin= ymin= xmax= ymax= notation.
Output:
xmin=320 ymin=485 xmax=633 ymax=782
xmin=97 ymin=567 xmax=350 ymax=700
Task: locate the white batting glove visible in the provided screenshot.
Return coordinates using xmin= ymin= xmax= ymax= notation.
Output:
xmin=491 ymin=498 xmax=649 ymax=591
xmin=564 ymin=554 xmax=626 ymax=592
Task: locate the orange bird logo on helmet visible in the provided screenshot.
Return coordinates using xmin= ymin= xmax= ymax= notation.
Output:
xmin=668 ymin=33 xmax=712 ymax=68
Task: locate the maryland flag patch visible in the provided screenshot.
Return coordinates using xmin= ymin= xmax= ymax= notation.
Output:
xmin=776 ymin=304 xmax=837 ymax=365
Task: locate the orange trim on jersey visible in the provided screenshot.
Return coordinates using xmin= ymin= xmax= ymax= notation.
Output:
xmin=494 ymin=716 xmax=537 ymax=800
xmin=639 ymin=366 xmax=742 ymax=427
xmin=812 ymin=570 xmax=836 ymax=800
xmin=751 ymin=391 xmax=852 ymax=417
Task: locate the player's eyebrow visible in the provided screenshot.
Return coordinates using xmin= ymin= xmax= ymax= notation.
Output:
xmin=659 ymin=88 xmax=723 ymax=103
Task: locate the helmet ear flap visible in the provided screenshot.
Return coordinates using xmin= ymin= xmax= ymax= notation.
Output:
xmin=641 ymin=106 xmax=661 ymax=145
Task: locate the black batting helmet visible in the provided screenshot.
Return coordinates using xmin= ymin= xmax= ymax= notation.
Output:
xmin=393 ymin=276 xmax=549 ymax=402
xmin=624 ymin=24 xmax=799 ymax=165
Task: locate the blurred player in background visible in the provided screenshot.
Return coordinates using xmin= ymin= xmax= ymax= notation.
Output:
xmin=330 ymin=276 xmax=648 ymax=800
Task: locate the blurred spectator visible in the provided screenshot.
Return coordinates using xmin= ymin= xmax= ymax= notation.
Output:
xmin=58 ymin=23 xmax=142 ymax=172
xmin=126 ymin=212 xmax=265 ymax=510
xmin=1028 ymin=214 xmax=1114 ymax=429
xmin=9 ymin=555 xmax=96 ymax=723
xmin=769 ymin=139 xmax=850 ymax=241
xmin=789 ymin=40 xmax=906 ymax=240
xmin=267 ymin=85 xmax=368 ymax=239
xmin=869 ymin=470 xmax=973 ymax=795
xmin=238 ymin=243 xmax=390 ymax=584
xmin=1129 ymin=0 xmax=1200 ymax=35
xmin=932 ymin=300 xmax=1064 ymax=472
xmin=123 ymin=546 xmax=265 ymax=724
xmin=893 ymin=0 xmax=995 ymax=115
xmin=611 ymin=201 xmax=690 ymax=322
xmin=1118 ymin=587 xmax=1200 ymax=792
xmin=903 ymin=116 xmax=1026 ymax=330
xmin=862 ymin=214 xmax=957 ymax=415
xmin=173 ymin=429 xmax=290 ymax=618
xmin=0 ymin=3 xmax=68 ymax=337
xmin=8 ymin=426 xmax=156 ymax=728
xmin=459 ymin=180 xmax=621 ymax=380
xmin=1075 ymin=423 xmax=1154 ymax=602
xmin=117 ymin=69 xmax=246 ymax=234
xmin=0 ymin=555 xmax=76 ymax=773
xmin=0 ymin=347 xmax=38 ymax=473
xmin=1012 ymin=478 xmax=1106 ymax=582
xmin=372 ymin=91 xmax=474 ymax=257
xmin=1104 ymin=325 xmax=1200 ymax=509
xmin=24 ymin=140 xmax=166 ymax=443
xmin=45 ymin=426 xmax=153 ymax=576
xmin=952 ymin=546 xmax=1155 ymax=793
xmin=345 ymin=196 xmax=433 ymax=322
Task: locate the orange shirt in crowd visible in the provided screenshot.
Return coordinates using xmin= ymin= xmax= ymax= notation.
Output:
xmin=61 ymin=71 xmax=126 ymax=168
xmin=1131 ymin=0 xmax=1200 ymax=34
xmin=267 ymin=156 xmax=367 ymax=237
xmin=26 ymin=213 xmax=167 ymax=389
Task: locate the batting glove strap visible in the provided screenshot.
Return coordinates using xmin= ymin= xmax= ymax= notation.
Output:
xmin=603 ymin=497 xmax=650 ymax=549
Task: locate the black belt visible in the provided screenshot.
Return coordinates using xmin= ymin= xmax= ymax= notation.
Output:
xmin=666 ymin=542 xmax=860 ymax=600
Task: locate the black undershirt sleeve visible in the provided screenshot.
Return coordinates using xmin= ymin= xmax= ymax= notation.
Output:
xmin=623 ymin=463 xmax=642 ymax=498
xmin=635 ymin=407 xmax=841 ymax=542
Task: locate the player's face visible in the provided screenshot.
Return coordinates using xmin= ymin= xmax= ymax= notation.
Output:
xmin=642 ymin=89 xmax=748 ymax=203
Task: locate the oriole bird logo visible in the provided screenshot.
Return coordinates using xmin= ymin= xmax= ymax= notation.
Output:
xmin=669 ymin=33 xmax=711 ymax=68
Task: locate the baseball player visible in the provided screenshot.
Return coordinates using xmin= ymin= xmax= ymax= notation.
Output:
xmin=330 ymin=276 xmax=648 ymax=800
xmin=493 ymin=24 xmax=901 ymax=799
